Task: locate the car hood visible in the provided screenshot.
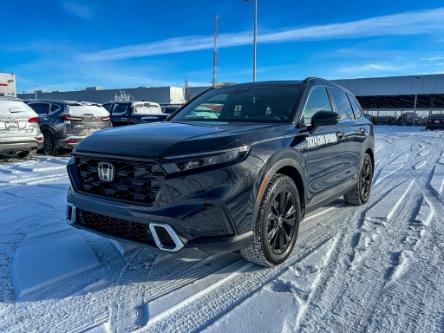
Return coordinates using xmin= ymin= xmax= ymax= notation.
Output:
xmin=75 ymin=121 xmax=287 ymax=158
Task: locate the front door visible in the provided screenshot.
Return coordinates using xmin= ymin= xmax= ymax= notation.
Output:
xmin=300 ymin=86 xmax=348 ymax=205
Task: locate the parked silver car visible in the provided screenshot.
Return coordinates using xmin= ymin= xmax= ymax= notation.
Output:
xmin=0 ymin=97 xmax=43 ymax=158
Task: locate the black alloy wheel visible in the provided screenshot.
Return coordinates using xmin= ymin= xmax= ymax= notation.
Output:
xmin=360 ymin=157 xmax=372 ymax=202
xmin=43 ymin=132 xmax=57 ymax=155
xmin=344 ymin=153 xmax=373 ymax=206
xmin=240 ymin=174 xmax=301 ymax=267
xmin=267 ymin=190 xmax=297 ymax=255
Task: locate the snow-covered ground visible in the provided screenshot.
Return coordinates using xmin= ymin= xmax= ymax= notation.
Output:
xmin=0 ymin=126 xmax=443 ymax=333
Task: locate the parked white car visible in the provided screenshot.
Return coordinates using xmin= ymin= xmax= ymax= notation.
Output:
xmin=0 ymin=97 xmax=43 ymax=158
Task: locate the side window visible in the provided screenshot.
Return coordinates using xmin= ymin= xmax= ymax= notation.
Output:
xmin=302 ymin=87 xmax=333 ymax=125
xmin=348 ymin=95 xmax=363 ymax=119
xmin=50 ymin=103 xmax=62 ymax=114
xmin=329 ymin=88 xmax=355 ymax=120
xmin=112 ymin=103 xmax=129 ymax=116
xmin=29 ymin=103 xmax=50 ymax=115
xmin=103 ymin=103 xmax=113 ymax=112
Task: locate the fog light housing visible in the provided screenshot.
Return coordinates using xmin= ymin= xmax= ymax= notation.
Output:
xmin=66 ymin=204 xmax=76 ymax=224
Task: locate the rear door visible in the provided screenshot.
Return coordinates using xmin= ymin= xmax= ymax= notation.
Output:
xmin=302 ymin=86 xmax=348 ymax=204
xmin=27 ymin=101 xmax=52 ymax=130
xmin=110 ymin=103 xmax=130 ymax=126
xmin=329 ymin=88 xmax=367 ymax=181
xmin=28 ymin=102 xmax=50 ymax=121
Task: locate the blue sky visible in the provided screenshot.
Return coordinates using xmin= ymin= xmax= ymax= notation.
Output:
xmin=2 ymin=0 xmax=444 ymax=92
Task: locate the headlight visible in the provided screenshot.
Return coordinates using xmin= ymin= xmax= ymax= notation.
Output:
xmin=163 ymin=145 xmax=250 ymax=174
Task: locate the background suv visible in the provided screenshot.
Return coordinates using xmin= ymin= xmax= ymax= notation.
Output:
xmin=0 ymin=97 xmax=43 ymax=158
xmin=426 ymin=114 xmax=444 ymax=130
xmin=67 ymin=78 xmax=374 ymax=267
xmin=103 ymin=101 xmax=168 ymax=127
xmin=26 ymin=100 xmax=112 ymax=155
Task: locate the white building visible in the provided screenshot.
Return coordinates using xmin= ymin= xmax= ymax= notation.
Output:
xmin=0 ymin=73 xmax=16 ymax=97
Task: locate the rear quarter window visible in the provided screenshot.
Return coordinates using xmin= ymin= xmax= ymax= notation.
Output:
xmin=50 ymin=103 xmax=62 ymax=114
xmin=348 ymin=95 xmax=363 ymax=119
xmin=328 ymin=88 xmax=355 ymax=121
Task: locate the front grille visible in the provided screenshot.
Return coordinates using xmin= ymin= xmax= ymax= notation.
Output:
xmin=75 ymin=157 xmax=164 ymax=204
xmin=77 ymin=209 xmax=155 ymax=245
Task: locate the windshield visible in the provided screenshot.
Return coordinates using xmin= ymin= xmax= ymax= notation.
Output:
xmin=171 ymin=84 xmax=302 ymax=123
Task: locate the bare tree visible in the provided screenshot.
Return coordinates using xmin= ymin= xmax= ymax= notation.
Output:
xmin=113 ymin=90 xmax=133 ymax=102
xmin=183 ymin=78 xmax=192 ymax=102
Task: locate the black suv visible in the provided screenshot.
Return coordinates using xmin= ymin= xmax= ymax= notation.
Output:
xmin=102 ymin=101 xmax=168 ymax=127
xmin=66 ymin=78 xmax=374 ymax=267
xmin=26 ymin=100 xmax=112 ymax=155
xmin=426 ymin=114 xmax=444 ymax=130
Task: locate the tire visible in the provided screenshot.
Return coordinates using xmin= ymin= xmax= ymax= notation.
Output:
xmin=24 ymin=150 xmax=36 ymax=159
xmin=241 ymin=174 xmax=301 ymax=267
xmin=18 ymin=150 xmax=37 ymax=160
xmin=344 ymin=153 xmax=373 ymax=206
xmin=42 ymin=131 xmax=58 ymax=155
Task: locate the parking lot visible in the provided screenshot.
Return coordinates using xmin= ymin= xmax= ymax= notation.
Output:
xmin=0 ymin=126 xmax=442 ymax=333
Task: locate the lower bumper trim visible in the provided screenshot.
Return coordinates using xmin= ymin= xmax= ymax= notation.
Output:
xmin=186 ymin=231 xmax=253 ymax=252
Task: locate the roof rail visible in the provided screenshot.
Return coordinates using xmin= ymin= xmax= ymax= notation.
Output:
xmin=303 ymin=77 xmax=324 ymax=83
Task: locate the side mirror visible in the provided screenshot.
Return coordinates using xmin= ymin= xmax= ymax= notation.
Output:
xmin=311 ymin=111 xmax=339 ymax=129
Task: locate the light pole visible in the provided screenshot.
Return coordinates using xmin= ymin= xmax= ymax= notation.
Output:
xmin=243 ymin=0 xmax=257 ymax=82
xmin=212 ymin=15 xmax=219 ymax=87
xmin=253 ymin=0 xmax=257 ymax=82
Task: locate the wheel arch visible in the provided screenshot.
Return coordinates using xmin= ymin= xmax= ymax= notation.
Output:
xmin=256 ymin=158 xmax=307 ymax=215
xmin=365 ymin=147 xmax=375 ymax=171
xmin=275 ymin=165 xmax=305 ymax=213
xmin=40 ymin=124 xmax=57 ymax=136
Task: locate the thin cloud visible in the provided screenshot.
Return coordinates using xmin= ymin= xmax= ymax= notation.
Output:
xmin=61 ymin=1 xmax=93 ymax=20
xmin=338 ymin=63 xmax=399 ymax=75
xmin=81 ymin=7 xmax=444 ymax=61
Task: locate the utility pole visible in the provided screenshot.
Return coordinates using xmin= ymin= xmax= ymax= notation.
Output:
xmin=242 ymin=0 xmax=257 ymax=81
xmin=253 ymin=0 xmax=257 ymax=82
xmin=212 ymin=15 xmax=218 ymax=87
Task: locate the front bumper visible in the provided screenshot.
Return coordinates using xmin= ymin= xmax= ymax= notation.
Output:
xmin=66 ymin=191 xmax=253 ymax=252
xmin=66 ymin=155 xmax=260 ymax=252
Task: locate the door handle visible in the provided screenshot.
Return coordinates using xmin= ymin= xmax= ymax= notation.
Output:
xmin=359 ymin=128 xmax=366 ymax=134
xmin=336 ymin=131 xmax=344 ymax=139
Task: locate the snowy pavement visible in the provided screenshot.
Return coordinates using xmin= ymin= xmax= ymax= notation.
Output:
xmin=0 ymin=126 xmax=443 ymax=333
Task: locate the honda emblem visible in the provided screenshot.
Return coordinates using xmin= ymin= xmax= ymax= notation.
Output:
xmin=98 ymin=162 xmax=115 ymax=182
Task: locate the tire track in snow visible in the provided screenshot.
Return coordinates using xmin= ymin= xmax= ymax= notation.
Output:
xmin=298 ymin=130 xmax=438 ymax=332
